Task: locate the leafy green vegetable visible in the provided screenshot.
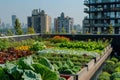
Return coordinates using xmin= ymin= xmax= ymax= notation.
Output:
xmin=18 ymin=56 xmax=34 ymax=70
xmin=0 ymin=67 xmax=7 ymax=80
xmin=39 ymin=57 xmax=54 ymax=71
xmin=63 ymin=69 xmax=74 ymax=74
xmin=32 ymin=63 xmax=59 ymax=80
xmin=5 ymin=63 xmax=23 ymax=80
xmin=59 ymin=77 xmax=66 ymax=80
xmin=66 ymin=59 xmax=74 ymax=68
xmin=22 ymin=70 xmax=42 ymax=80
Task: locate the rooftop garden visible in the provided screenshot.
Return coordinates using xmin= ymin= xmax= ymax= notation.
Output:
xmin=0 ymin=36 xmax=111 ymax=80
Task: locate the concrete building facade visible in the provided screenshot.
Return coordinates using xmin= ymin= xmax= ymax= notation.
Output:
xmin=54 ymin=12 xmax=74 ymax=34
xmin=27 ymin=9 xmax=51 ymax=33
xmin=83 ymin=0 xmax=120 ymax=34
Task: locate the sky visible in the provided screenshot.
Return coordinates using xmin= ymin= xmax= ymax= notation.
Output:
xmin=0 ymin=0 xmax=86 ymax=26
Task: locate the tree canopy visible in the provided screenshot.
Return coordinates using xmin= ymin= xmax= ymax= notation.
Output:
xmin=14 ymin=18 xmax=23 ymax=35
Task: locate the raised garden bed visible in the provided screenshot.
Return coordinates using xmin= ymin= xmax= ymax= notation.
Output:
xmin=0 ymin=36 xmax=112 ymax=80
xmin=33 ymin=44 xmax=112 ymax=80
xmin=66 ymin=45 xmax=112 ymax=80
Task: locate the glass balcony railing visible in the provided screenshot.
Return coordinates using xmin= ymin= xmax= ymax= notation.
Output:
xmin=83 ymin=24 xmax=91 ymax=27
xmin=84 ymin=0 xmax=120 ymax=4
xmin=84 ymin=8 xmax=89 ymax=12
xmin=84 ymin=0 xmax=89 ymax=4
xmin=85 ymin=7 xmax=120 ymax=12
xmin=94 ymin=24 xmax=104 ymax=27
xmin=115 ymin=24 xmax=120 ymax=27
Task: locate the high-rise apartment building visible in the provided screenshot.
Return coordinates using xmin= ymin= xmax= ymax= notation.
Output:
xmin=27 ymin=9 xmax=51 ymax=33
xmin=0 ymin=18 xmax=1 ymax=25
xmin=83 ymin=0 xmax=120 ymax=34
xmin=54 ymin=12 xmax=74 ymax=34
xmin=12 ymin=15 xmax=16 ymax=28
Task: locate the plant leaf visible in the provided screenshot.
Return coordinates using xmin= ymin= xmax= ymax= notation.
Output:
xmin=22 ymin=70 xmax=42 ymax=80
xmin=32 ymin=63 xmax=59 ymax=80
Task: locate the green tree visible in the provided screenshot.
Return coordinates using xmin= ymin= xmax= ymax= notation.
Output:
xmin=108 ymin=24 xmax=114 ymax=34
xmin=7 ymin=29 xmax=13 ymax=36
xmin=27 ymin=27 xmax=35 ymax=34
xmin=14 ymin=18 xmax=23 ymax=35
xmin=71 ymin=29 xmax=76 ymax=34
xmin=61 ymin=27 xmax=66 ymax=34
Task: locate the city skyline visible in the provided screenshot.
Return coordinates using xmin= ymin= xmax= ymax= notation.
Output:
xmin=0 ymin=0 xmax=85 ymax=26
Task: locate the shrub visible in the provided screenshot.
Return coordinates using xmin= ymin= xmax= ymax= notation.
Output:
xmin=30 ymin=41 xmax=46 ymax=51
xmin=98 ymin=72 xmax=111 ymax=80
xmin=114 ymin=78 xmax=120 ymax=80
xmin=103 ymin=60 xmax=115 ymax=73
xmin=115 ymin=67 xmax=120 ymax=72
xmin=115 ymin=62 xmax=120 ymax=68
xmin=0 ymin=39 xmax=10 ymax=51
xmin=111 ymin=57 xmax=118 ymax=63
xmin=111 ymin=72 xmax=120 ymax=80
xmin=50 ymin=36 xmax=70 ymax=43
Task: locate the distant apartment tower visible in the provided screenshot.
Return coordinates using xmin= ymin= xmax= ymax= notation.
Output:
xmin=0 ymin=18 xmax=1 ymax=25
xmin=83 ymin=0 xmax=120 ymax=34
xmin=73 ymin=24 xmax=81 ymax=33
xmin=12 ymin=15 xmax=16 ymax=27
xmin=54 ymin=12 xmax=74 ymax=34
xmin=27 ymin=9 xmax=51 ymax=33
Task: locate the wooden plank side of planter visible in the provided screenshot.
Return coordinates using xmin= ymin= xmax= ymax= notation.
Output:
xmin=77 ymin=47 xmax=112 ymax=80
xmin=87 ymin=59 xmax=95 ymax=70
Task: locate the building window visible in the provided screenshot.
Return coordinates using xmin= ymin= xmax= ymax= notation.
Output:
xmin=111 ymin=0 xmax=115 ymax=2
xmin=118 ymin=20 xmax=120 ymax=23
xmin=110 ymin=20 xmax=115 ymax=26
xmin=110 ymin=12 xmax=115 ymax=18
xmin=97 ymin=0 xmax=102 ymax=3
xmin=104 ymin=5 xmax=107 ymax=9
xmin=117 ymin=4 xmax=120 ymax=7
xmin=90 ymin=0 xmax=95 ymax=3
xmin=111 ymin=4 xmax=115 ymax=8
xmin=116 ymin=12 xmax=120 ymax=18
xmin=98 ymin=13 xmax=102 ymax=18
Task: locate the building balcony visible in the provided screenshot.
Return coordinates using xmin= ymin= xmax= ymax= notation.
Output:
xmin=84 ymin=0 xmax=89 ymax=6
xmin=84 ymin=8 xmax=89 ymax=13
xmin=84 ymin=23 xmax=120 ymax=27
xmin=83 ymin=23 xmax=104 ymax=27
xmin=85 ymin=7 xmax=120 ymax=13
xmin=84 ymin=8 xmax=88 ymax=11
xmin=114 ymin=24 xmax=120 ymax=27
xmin=111 ymin=7 xmax=120 ymax=11
xmin=84 ymin=0 xmax=120 ymax=6
xmin=84 ymin=16 xmax=120 ymax=20
xmin=83 ymin=24 xmax=90 ymax=27
xmin=94 ymin=24 xmax=104 ymax=27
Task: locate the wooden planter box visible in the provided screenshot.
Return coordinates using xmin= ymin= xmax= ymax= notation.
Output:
xmin=60 ymin=45 xmax=112 ymax=80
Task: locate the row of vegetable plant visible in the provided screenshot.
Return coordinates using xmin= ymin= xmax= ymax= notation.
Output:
xmin=0 ymin=38 xmax=46 ymax=64
xmin=32 ymin=53 xmax=93 ymax=75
